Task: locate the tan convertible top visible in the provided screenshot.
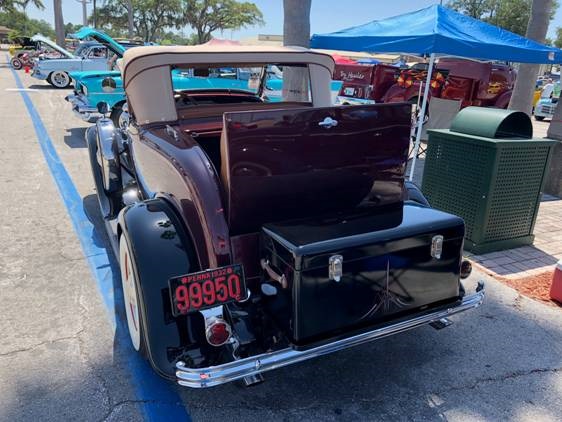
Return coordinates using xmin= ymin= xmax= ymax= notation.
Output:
xmin=121 ymin=45 xmax=336 ymax=124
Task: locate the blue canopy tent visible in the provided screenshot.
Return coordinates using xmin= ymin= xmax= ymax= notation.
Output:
xmin=311 ymin=4 xmax=562 ymax=179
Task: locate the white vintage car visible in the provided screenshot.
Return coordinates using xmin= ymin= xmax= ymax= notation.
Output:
xmin=31 ymin=28 xmax=123 ymax=89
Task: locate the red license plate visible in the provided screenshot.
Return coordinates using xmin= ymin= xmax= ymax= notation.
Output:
xmin=169 ymin=264 xmax=246 ymax=316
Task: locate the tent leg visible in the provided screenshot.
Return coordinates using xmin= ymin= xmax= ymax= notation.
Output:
xmin=409 ymin=53 xmax=435 ymax=181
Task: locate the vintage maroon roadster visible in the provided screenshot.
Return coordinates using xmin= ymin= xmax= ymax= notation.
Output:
xmin=86 ymin=45 xmax=484 ymax=388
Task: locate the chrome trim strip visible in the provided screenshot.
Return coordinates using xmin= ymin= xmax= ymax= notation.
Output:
xmin=176 ymin=285 xmax=485 ymax=388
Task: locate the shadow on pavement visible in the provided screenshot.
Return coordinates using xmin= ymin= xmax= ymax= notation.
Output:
xmin=27 ymin=84 xmax=72 ymax=91
xmin=64 ymin=127 xmax=87 ymax=148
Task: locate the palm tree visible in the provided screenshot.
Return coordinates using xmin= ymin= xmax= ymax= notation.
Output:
xmin=282 ymin=0 xmax=311 ymax=102
xmin=126 ymin=0 xmax=134 ymax=38
xmin=508 ymin=0 xmax=553 ymax=115
xmin=53 ymin=0 xmax=64 ymax=47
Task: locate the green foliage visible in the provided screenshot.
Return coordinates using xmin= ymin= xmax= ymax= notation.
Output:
xmin=90 ymin=0 xmax=180 ymax=42
xmin=554 ymin=27 xmax=562 ymax=48
xmin=0 ymin=9 xmax=54 ymax=37
xmin=447 ymin=0 xmax=558 ymax=36
xmin=89 ymin=0 xmax=263 ymax=44
xmin=0 ymin=0 xmax=44 ymax=12
xmin=180 ymin=0 xmax=264 ymax=43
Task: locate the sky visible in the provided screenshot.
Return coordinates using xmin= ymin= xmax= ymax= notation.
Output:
xmin=26 ymin=0 xmax=562 ymax=40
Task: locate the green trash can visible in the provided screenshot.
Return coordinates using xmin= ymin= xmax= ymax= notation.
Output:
xmin=422 ymin=107 xmax=557 ymax=254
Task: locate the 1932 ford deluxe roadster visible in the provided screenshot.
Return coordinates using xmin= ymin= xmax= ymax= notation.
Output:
xmin=86 ymin=45 xmax=484 ymax=388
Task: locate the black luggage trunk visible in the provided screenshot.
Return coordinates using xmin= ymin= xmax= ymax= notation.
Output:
xmin=261 ymin=203 xmax=465 ymax=347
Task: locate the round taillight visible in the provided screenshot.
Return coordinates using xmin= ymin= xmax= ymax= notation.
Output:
xmin=205 ymin=319 xmax=232 ymax=347
xmin=460 ymin=260 xmax=472 ymax=279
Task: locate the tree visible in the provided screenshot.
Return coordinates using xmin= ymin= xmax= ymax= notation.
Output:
xmin=447 ymin=0 xmax=490 ymax=18
xmin=0 ymin=8 xmax=54 ymax=36
xmin=282 ymin=0 xmax=311 ymax=102
xmin=508 ymin=0 xmax=553 ymax=114
xmin=91 ymin=0 xmax=179 ymax=42
xmin=53 ymin=0 xmax=64 ymax=46
xmin=448 ymin=0 xmax=558 ymax=36
xmin=554 ymin=27 xmax=562 ymax=48
xmin=180 ymin=0 xmax=263 ymax=44
xmin=126 ymin=0 xmax=133 ymax=38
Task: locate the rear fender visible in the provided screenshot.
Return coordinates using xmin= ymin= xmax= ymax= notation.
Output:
xmin=118 ymin=198 xmax=203 ymax=379
xmin=494 ymin=91 xmax=512 ymax=109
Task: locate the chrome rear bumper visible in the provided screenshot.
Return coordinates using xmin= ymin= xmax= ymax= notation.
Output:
xmin=176 ymin=283 xmax=485 ymax=388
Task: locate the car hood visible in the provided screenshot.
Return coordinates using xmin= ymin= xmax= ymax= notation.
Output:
xmin=69 ymin=70 xmax=121 ymax=82
xmin=71 ymin=27 xmax=126 ymax=57
xmin=31 ymin=34 xmax=75 ymax=59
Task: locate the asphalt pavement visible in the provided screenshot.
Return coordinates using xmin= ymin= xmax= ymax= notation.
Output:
xmin=0 ymin=55 xmax=561 ymax=422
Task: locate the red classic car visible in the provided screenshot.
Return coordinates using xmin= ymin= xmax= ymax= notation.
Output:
xmin=86 ymin=45 xmax=484 ymax=388
xmin=334 ymin=62 xmax=398 ymax=104
xmin=383 ymin=58 xmax=516 ymax=108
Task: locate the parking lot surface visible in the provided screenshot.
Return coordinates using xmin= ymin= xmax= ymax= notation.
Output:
xmin=1 ymin=56 xmax=561 ymax=422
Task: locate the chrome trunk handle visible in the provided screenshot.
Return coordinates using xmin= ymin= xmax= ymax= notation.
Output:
xmin=260 ymin=259 xmax=288 ymax=289
xmin=318 ymin=117 xmax=338 ymax=128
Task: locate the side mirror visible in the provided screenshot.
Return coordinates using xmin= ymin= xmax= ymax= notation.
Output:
xmin=97 ymin=102 xmax=110 ymax=115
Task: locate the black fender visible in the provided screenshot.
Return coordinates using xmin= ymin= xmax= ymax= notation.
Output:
xmin=404 ymin=181 xmax=431 ymax=207
xmin=85 ymin=124 xmax=122 ymax=218
xmin=118 ymin=198 xmax=202 ymax=379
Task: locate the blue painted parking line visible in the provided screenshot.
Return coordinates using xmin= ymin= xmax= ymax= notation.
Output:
xmin=7 ymin=57 xmax=190 ymax=421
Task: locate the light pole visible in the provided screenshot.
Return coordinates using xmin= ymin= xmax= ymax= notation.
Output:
xmin=75 ymin=0 xmax=91 ymax=27
xmin=93 ymin=0 xmax=97 ymax=28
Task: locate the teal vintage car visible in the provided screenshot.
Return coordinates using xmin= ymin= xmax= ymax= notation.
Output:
xmin=68 ymin=56 xmax=343 ymax=128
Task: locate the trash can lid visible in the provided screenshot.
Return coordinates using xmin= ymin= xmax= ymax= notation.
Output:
xmin=450 ymin=106 xmax=533 ymax=139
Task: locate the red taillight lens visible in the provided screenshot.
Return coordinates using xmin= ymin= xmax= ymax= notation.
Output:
xmin=205 ymin=319 xmax=232 ymax=346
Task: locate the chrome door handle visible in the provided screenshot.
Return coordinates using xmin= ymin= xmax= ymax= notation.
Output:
xmin=318 ymin=117 xmax=338 ymax=128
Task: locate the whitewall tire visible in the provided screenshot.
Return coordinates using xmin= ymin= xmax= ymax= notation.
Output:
xmin=119 ymin=234 xmax=142 ymax=352
xmin=49 ymin=71 xmax=71 ymax=89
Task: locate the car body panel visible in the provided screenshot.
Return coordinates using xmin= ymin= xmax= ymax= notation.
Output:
xmin=31 ymin=34 xmax=75 ymax=59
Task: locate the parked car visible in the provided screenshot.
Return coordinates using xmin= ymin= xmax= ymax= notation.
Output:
xmin=383 ymin=58 xmax=516 ymax=109
xmin=86 ymin=45 xmax=484 ymax=387
xmin=67 ymin=67 xmax=265 ymax=127
xmin=31 ymin=27 xmax=125 ymax=88
xmin=333 ymin=62 xmax=398 ymax=104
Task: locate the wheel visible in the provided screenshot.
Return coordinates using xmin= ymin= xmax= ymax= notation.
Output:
xmin=534 ymin=115 xmax=545 ymax=121
xmin=110 ymin=104 xmax=129 ymax=130
xmin=119 ymin=233 xmax=147 ymax=355
xmin=48 ymin=71 xmax=71 ymax=89
xmin=10 ymin=58 xmax=22 ymax=70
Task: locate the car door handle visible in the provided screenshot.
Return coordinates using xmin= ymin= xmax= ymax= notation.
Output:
xmin=318 ymin=117 xmax=338 ymax=128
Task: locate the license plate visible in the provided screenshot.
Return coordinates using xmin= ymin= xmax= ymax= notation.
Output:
xmin=169 ymin=264 xmax=246 ymax=316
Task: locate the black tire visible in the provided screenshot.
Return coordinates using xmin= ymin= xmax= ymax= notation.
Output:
xmin=534 ymin=115 xmax=546 ymax=121
xmin=110 ymin=105 xmax=126 ymax=130
xmin=118 ymin=233 xmax=148 ymax=357
xmin=11 ymin=58 xmax=22 ymax=70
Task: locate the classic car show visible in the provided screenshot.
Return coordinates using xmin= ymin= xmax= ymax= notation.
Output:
xmin=1 ymin=1 xmax=562 ymax=421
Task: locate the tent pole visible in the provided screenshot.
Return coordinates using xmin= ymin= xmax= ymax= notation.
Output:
xmin=409 ymin=52 xmax=435 ymax=181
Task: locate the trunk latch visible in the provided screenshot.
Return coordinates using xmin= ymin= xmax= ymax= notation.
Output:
xmin=329 ymin=255 xmax=343 ymax=282
xmin=431 ymin=235 xmax=444 ymax=259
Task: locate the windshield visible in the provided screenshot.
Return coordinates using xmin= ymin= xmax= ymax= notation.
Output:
xmin=171 ymin=63 xmax=311 ymax=104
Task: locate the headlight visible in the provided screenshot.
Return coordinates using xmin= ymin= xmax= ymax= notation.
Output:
xmin=101 ymin=77 xmax=116 ymax=93
xmin=83 ymin=85 xmax=88 ymax=96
